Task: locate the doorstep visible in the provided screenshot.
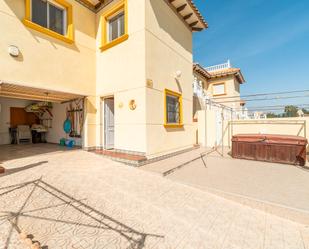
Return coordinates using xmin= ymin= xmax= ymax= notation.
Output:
xmin=94 ymin=149 xmax=147 ymax=166
xmin=93 ymin=145 xmax=201 ymax=166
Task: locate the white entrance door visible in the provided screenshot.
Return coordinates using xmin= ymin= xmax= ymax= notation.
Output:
xmin=104 ymin=98 xmax=114 ymax=149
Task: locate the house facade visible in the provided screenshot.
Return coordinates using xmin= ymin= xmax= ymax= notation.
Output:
xmin=0 ymin=0 xmax=207 ymax=159
xmin=192 ymin=61 xmax=246 ymax=147
xmin=193 ymin=61 xmax=246 ymax=119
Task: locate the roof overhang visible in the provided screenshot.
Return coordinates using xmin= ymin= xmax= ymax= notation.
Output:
xmin=165 ymin=0 xmax=208 ymax=31
xmin=193 ymin=63 xmax=211 ymax=80
xmin=0 ymin=82 xmax=85 ymax=103
xmin=69 ymin=0 xmax=208 ymax=31
xmin=209 ymin=68 xmax=246 ymax=84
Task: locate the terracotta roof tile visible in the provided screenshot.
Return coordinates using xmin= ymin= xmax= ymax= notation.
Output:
xmin=193 ymin=63 xmax=211 ymax=79
xmin=193 ymin=65 xmax=246 ymax=84
xmin=209 ymin=68 xmax=246 ymax=84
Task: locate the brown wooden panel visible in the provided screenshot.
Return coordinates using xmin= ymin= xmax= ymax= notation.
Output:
xmin=232 ymin=134 xmax=307 ymax=166
xmin=10 ymin=107 xmax=39 ymax=128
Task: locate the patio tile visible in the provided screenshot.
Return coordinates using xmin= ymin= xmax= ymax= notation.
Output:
xmin=0 ymin=144 xmax=308 ymax=248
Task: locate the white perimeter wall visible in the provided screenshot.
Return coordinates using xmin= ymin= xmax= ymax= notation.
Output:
xmin=197 ymin=110 xmax=309 ymax=152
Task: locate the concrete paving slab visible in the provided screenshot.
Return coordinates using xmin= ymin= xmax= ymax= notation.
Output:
xmin=0 ymin=144 xmax=308 ymax=248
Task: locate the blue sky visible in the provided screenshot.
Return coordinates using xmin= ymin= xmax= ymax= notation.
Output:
xmin=193 ymin=0 xmax=309 ymax=109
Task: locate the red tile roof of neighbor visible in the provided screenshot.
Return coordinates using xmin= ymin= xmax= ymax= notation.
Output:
xmin=193 ymin=63 xmax=211 ymax=79
xmin=209 ymin=68 xmax=246 ymax=84
xmin=193 ymin=64 xmax=246 ymax=84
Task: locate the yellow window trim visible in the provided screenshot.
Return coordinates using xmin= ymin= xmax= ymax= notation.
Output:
xmin=100 ymin=0 xmax=128 ymax=51
xmin=211 ymin=82 xmax=226 ymax=97
xmin=23 ymin=0 xmax=74 ymax=44
xmin=164 ymin=89 xmax=183 ymax=128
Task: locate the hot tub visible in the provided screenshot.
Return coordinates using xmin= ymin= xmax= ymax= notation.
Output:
xmin=232 ymin=134 xmax=307 ymax=166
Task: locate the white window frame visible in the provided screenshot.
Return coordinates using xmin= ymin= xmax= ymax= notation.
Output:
xmin=30 ymin=0 xmax=67 ymax=35
xmin=212 ymin=83 xmax=226 ymax=96
xmin=107 ymin=10 xmax=125 ymax=42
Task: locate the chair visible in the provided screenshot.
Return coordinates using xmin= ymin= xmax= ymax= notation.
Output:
xmin=17 ymin=125 xmax=32 ymax=144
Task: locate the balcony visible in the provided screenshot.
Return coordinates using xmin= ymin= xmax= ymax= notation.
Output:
xmin=205 ymin=60 xmax=231 ymax=72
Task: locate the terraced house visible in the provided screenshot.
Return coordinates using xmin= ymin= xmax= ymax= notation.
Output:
xmin=0 ymin=0 xmax=207 ymax=161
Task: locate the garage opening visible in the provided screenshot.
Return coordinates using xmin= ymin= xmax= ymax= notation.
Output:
xmin=0 ymin=82 xmax=85 ymax=148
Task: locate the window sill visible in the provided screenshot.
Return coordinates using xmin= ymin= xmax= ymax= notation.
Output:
xmin=100 ymin=34 xmax=129 ymax=51
xmin=164 ymin=124 xmax=184 ymax=128
xmin=213 ymin=93 xmax=227 ymax=97
xmin=23 ymin=19 xmax=74 ymax=44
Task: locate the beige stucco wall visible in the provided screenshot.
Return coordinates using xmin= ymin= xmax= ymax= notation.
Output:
xmin=197 ymin=109 xmax=217 ymax=148
xmin=0 ymin=0 xmax=97 ymax=148
xmin=1 ymin=0 xmax=198 ymax=156
xmin=0 ymin=0 xmax=96 ymax=95
xmin=94 ymin=0 xmax=197 ymax=156
xmin=95 ymin=0 xmax=147 ymax=152
xmin=197 ymin=110 xmax=309 ymax=152
xmin=144 ymin=0 xmax=195 ymax=157
xmin=227 ymin=118 xmax=309 ymax=147
xmin=208 ymin=76 xmax=241 ymax=109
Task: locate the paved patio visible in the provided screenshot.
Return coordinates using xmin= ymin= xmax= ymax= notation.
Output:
xmin=1 ymin=144 xmax=309 ymax=249
xmin=142 ymin=147 xmax=309 ymax=213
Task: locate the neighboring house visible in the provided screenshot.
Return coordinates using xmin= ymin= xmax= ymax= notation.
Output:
xmin=0 ymin=0 xmax=207 ymax=159
xmin=193 ymin=60 xmax=246 ymax=119
xmin=192 ymin=61 xmax=246 ymax=147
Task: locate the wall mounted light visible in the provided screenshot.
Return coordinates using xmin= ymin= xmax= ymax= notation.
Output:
xmin=8 ymin=45 xmax=20 ymax=57
xmin=175 ymin=70 xmax=182 ymax=79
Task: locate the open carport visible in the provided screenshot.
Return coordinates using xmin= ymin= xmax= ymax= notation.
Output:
xmin=0 ymin=82 xmax=85 ymax=158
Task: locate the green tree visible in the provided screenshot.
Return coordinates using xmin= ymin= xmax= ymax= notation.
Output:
xmin=266 ymin=112 xmax=279 ymax=118
xmin=302 ymin=108 xmax=309 ymax=114
xmin=283 ymin=105 xmax=298 ymax=117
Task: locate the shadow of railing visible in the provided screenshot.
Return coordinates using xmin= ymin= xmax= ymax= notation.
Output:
xmin=0 ymin=178 xmax=164 ymax=249
xmin=0 ymin=161 xmax=48 ymax=177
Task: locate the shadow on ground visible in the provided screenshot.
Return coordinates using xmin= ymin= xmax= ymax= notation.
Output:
xmin=0 ymin=179 xmax=163 ymax=249
xmin=0 ymin=161 xmax=48 ymax=177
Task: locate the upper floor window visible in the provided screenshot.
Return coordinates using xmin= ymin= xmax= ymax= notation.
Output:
xmin=108 ymin=12 xmax=125 ymax=42
xmin=100 ymin=0 xmax=128 ymax=51
xmin=23 ymin=0 xmax=74 ymax=43
xmin=212 ymin=83 xmax=226 ymax=96
xmin=32 ymin=0 xmax=66 ymax=35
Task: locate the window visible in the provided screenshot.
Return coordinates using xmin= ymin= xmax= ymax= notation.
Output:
xmin=100 ymin=0 xmax=128 ymax=51
xmin=108 ymin=12 xmax=125 ymax=42
xmin=23 ymin=0 xmax=73 ymax=43
xmin=164 ymin=89 xmax=183 ymax=128
xmin=212 ymin=83 xmax=226 ymax=96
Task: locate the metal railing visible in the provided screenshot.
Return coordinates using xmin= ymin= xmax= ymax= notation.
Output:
xmin=205 ymin=60 xmax=231 ymax=72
